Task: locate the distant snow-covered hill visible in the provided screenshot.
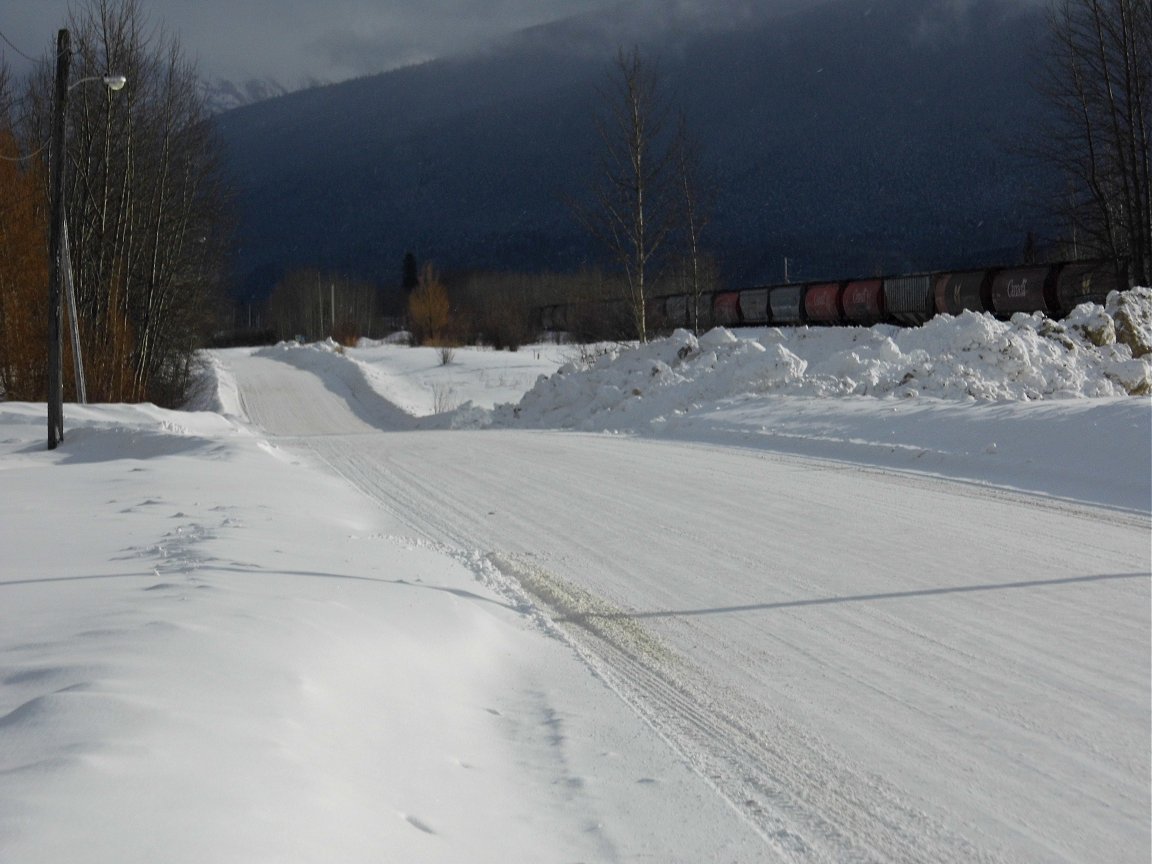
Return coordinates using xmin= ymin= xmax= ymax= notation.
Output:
xmin=202 ymin=77 xmax=294 ymax=114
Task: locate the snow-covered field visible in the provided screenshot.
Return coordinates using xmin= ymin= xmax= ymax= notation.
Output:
xmin=2 ymin=294 xmax=1150 ymax=863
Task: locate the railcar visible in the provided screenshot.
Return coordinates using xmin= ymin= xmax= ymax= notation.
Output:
xmin=804 ymin=282 xmax=847 ymax=325
xmin=738 ymin=288 xmax=770 ymax=324
xmin=883 ymin=274 xmax=935 ymax=326
xmin=842 ymin=279 xmax=888 ymax=326
xmin=664 ymin=294 xmax=689 ymax=329
xmin=768 ymin=284 xmax=807 ymax=325
xmin=990 ymin=266 xmax=1060 ymax=317
xmin=713 ymin=291 xmax=742 ymax=326
xmin=645 ymin=296 xmax=669 ymax=331
xmin=935 ymin=269 xmax=997 ymax=316
xmin=532 ymin=259 xmax=1130 ymax=338
xmin=1057 ymin=260 xmax=1127 ymax=311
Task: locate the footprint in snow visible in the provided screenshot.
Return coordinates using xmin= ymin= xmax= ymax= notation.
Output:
xmin=402 ymin=814 xmax=437 ymax=835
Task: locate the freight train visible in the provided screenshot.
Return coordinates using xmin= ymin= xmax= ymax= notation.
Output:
xmin=538 ymin=259 xmax=1129 ymax=334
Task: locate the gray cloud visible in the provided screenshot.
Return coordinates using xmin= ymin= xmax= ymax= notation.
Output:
xmin=0 ymin=0 xmax=617 ymax=86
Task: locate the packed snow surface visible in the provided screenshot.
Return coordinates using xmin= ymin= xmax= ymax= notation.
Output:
xmin=2 ymin=295 xmax=1150 ymax=863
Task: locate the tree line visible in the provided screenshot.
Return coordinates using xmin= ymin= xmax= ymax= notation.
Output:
xmin=0 ymin=0 xmax=226 ymax=406
xmin=1043 ymin=0 xmax=1151 ymax=287
xmin=260 ymin=262 xmax=646 ymax=350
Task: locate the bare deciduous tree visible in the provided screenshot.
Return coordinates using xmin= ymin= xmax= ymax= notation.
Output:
xmin=1042 ymin=0 xmax=1152 ymax=285
xmin=672 ymin=112 xmax=717 ymax=334
xmin=407 ymin=263 xmax=451 ymax=346
xmin=267 ymin=268 xmax=379 ymax=344
xmin=0 ymin=63 xmax=51 ymax=400
xmin=581 ymin=46 xmax=677 ymax=343
xmin=451 ymin=271 xmax=538 ymax=351
xmin=21 ymin=0 xmax=228 ymax=405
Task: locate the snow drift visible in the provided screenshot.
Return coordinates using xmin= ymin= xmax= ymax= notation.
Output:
xmin=495 ymin=288 xmax=1152 ymax=432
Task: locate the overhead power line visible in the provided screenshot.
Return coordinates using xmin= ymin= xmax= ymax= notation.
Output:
xmin=0 ymin=26 xmax=42 ymax=65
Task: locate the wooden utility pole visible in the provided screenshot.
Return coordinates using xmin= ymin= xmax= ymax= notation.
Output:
xmin=47 ymin=28 xmax=70 ymax=450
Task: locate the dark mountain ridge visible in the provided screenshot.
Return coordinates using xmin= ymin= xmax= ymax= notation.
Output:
xmin=216 ymin=0 xmax=1058 ymax=300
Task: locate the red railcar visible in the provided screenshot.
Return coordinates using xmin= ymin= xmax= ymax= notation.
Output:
xmin=804 ymin=282 xmax=846 ymax=324
xmin=842 ymin=279 xmax=887 ymax=325
xmin=713 ymin=291 xmax=742 ymax=325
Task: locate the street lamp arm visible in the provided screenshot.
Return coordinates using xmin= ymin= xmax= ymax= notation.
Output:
xmin=68 ymin=73 xmax=127 ymax=92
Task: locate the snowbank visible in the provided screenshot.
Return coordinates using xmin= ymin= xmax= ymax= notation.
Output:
xmin=495 ymin=289 xmax=1152 ymax=432
xmin=2 ymin=398 xmax=759 ymax=864
xmin=254 ymin=339 xmax=575 ymax=418
xmin=190 ymin=293 xmax=1151 ymax=510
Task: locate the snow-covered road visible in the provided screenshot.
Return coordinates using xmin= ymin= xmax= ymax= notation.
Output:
xmin=227 ymin=350 xmax=1151 ymax=864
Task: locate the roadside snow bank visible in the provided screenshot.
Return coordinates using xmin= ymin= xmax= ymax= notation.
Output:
xmin=495 ymin=289 xmax=1152 ymax=431
xmin=241 ymin=339 xmax=572 ymax=419
xmin=4 ymin=399 xmax=758 ymax=864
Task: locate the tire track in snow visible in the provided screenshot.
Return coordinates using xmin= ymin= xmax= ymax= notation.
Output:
xmin=484 ymin=553 xmax=1005 ymax=864
xmin=284 ymin=430 xmax=1149 ymax=864
xmin=225 ymin=352 xmax=1150 ymax=864
xmin=301 ymin=437 xmax=1010 ymax=863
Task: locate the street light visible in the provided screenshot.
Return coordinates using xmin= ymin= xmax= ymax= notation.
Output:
xmin=47 ymin=28 xmax=126 ymax=450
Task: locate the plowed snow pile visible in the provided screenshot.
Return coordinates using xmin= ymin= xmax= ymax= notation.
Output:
xmin=493 ymin=289 xmax=1152 ymax=431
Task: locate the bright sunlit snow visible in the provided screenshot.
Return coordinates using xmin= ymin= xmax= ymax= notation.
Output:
xmin=2 ymin=294 xmax=1150 ymax=863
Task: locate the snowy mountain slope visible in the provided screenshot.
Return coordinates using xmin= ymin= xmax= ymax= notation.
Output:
xmin=202 ymin=76 xmax=292 ymax=114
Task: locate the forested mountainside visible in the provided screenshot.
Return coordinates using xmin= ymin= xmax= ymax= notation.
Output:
xmin=216 ymin=0 xmax=1056 ymax=299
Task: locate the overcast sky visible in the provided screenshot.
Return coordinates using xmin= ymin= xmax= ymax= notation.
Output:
xmin=0 ymin=0 xmax=618 ymax=86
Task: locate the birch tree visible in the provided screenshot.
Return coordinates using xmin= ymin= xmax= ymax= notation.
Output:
xmin=585 ymin=47 xmax=676 ymax=343
xmin=673 ymin=112 xmax=716 ymax=334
